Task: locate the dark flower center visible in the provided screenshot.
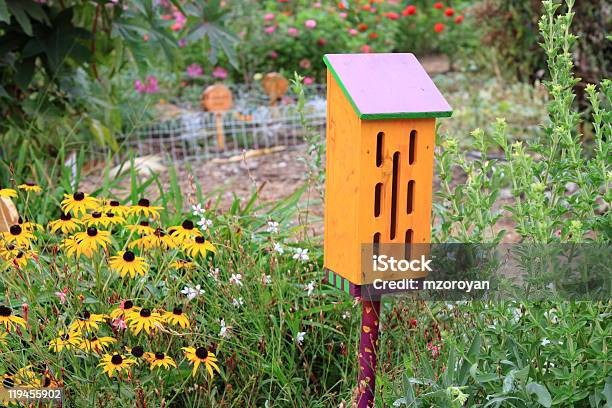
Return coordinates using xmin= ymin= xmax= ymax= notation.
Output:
xmin=123 ymin=300 xmax=133 ymax=310
xmin=42 ymin=376 xmax=51 ymax=387
xmin=196 ymin=236 xmax=206 ymax=244
xmin=9 ymin=225 xmax=22 ymax=236
xmin=140 ymin=308 xmax=151 ymax=318
xmin=92 ymin=212 xmax=102 ymax=219
xmin=26 ymin=182 xmax=36 ymax=186
xmin=182 ymin=220 xmax=194 ymax=230
xmin=3 ymin=377 xmax=14 ymax=388
xmin=131 ymin=346 xmax=144 ymax=358
xmin=106 ymin=212 xmax=115 ymax=218
xmin=6 ymin=244 xmax=15 ymax=251
xmin=154 ymin=228 xmax=165 ymax=237
xmin=139 ymin=221 xmax=149 ymax=226
xmin=122 ymin=251 xmax=136 ymax=262
xmin=81 ymin=310 xmax=91 ymax=320
xmin=195 ymin=347 xmax=208 ymax=359
xmin=73 ymin=192 xmax=85 ymax=201
xmin=16 ymin=251 xmax=24 ymax=259
xmin=155 ymin=352 xmax=165 ymax=360
xmin=0 ymin=306 xmax=12 ymax=317
xmin=60 ymin=333 xmax=70 ymax=341
xmin=111 ymin=354 xmax=123 ymax=365
xmin=138 ymin=198 xmax=150 ymax=207
xmin=110 ymin=200 xmax=120 ymax=207
xmin=90 ymin=336 xmax=98 ymax=342
xmin=172 ymin=307 xmax=182 ymax=315
xmin=87 ymin=227 xmax=98 ymax=237
xmin=60 ymin=213 xmax=72 ymax=221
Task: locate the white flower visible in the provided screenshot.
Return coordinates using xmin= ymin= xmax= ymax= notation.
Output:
xmin=229 ymin=273 xmax=243 ymax=287
xmin=342 ymin=311 xmax=351 ymax=320
xmin=191 ymin=204 xmax=205 ymax=216
xmin=544 ymin=309 xmax=559 ymax=324
xmin=197 ymin=217 xmax=213 ymax=231
xmin=232 ymin=297 xmax=244 ymax=307
xmin=262 ymin=274 xmax=272 ymax=285
xmin=541 ymin=338 xmax=551 ymax=346
xmin=208 ymin=268 xmax=220 ymax=281
xmin=294 ymin=331 xmax=306 ymax=345
xmin=510 ymin=307 xmax=522 ymax=323
xmin=273 ymin=242 xmax=284 ymax=254
xmin=219 ymin=319 xmax=231 ymax=338
xmin=293 ymin=248 xmax=309 ymax=262
xmin=181 ymin=285 xmax=204 ymax=300
xmin=305 ymin=281 xmax=316 ymax=296
xmin=266 ymin=221 xmax=279 ymax=234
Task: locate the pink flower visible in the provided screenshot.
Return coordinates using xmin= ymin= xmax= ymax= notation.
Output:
xmin=299 ymin=59 xmax=311 ymax=69
xmin=134 ymin=79 xmax=146 ymax=93
xmin=313 ymin=2 xmax=321 ymax=7
xmin=143 ymin=34 xmax=150 ymax=42
xmin=145 ymin=75 xmax=158 ymax=93
xmin=304 ymin=19 xmax=317 ymax=29
xmin=186 ymin=63 xmax=203 ymax=77
xmin=303 ymin=76 xmax=314 ymax=85
xmin=212 ymin=66 xmax=228 ymax=79
xmin=361 ymin=44 xmax=371 ymax=53
xmin=264 ymin=13 xmax=275 ymax=21
xmin=348 ymin=28 xmax=358 ymax=36
xmin=269 ymin=50 xmax=278 ymax=59
xmin=171 ymin=10 xmax=187 ymax=31
xmin=112 ymin=318 xmax=127 ymax=330
xmin=54 ymin=288 xmax=68 ymax=304
xmin=178 ymin=38 xmax=187 ymax=48
xmin=339 ymin=12 xmax=347 ymax=18
xmin=427 ymin=342 xmax=441 ymax=359
xmin=287 ymin=27 xmax=299 ymax=37
xmin=265 ymin=25 xmax=277 ymax=34
xmin=317 ymin=38 xmax=326 ymax=46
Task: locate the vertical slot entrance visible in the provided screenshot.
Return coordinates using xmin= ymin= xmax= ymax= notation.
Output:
xmin=390 ymin=152 xmax=400 ymax=240
xmin=376 ymin=132 xmax=384 ymax=167
xmin=404 ymin=229 xmax=413 ymax=259
xmin=409 ymin=130 xmax=417 ymax=165
xmin=374 ymin=183 xmax=382 ymax=217
xmin=406 ymin=180 xmax=414 ymax=214
xmin=373 ymin=232 xmax=380 ymax=256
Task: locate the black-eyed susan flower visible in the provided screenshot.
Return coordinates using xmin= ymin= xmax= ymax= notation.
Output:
xmin=128 ymin=198 xmax=163 ymax=219
xmin=182 ymin=346 xmax=221 ymax=378
xmin=2 ymin=224 xmax=35 ymax=247
xmin=101 ymin=199 xmax=129 ymax=217
xmin=0 ymin=188 xmax=17 ymax=198
xmin=61 ymin=192 xmax=99 ymax=217
xmin=102 ymin=212 xmax=126 ymax=227
xmin=128 ymin=228 xmax=178 ymax=250
xmin=170 ymin=219 xmax=201 ymax=242
xmin=148 ymin=352 xmax=176 ymax=370
xmin=98 ymin=353 xmax=135 ymax=378
xmin=48 ymin=213 xmax=82 ymax=234
xmin=109 ymin=251 xmax=148 ymax=279
xmin=169 ymin=259 xmax=195 ymax=271
xmin=126 ymin=345 xmax=146 ymax=361
xmin=0 ymin=305 xmax=26 ymax=331
xmin=49 ymin=330 xmax=82 ymax=352
xmin=69 ymin=310 xmax=107 ymax=333
xmin=162 ymin=307 xmax=190 ymax=328
xmin=125 ymin=308 xmax=163 ymax=335
xmin=7 ymin=249 xmax=35 ymax=269
xmin=79 ymin=335 xmax=116 ymax=353
xmin=110 ymin=300 xmax=140 ymax=320
xmin=17 ymin=182 xmax=42 ymax=193
xmin=62 ymin=236 xmax=90 ymax=258
xmin=183 ymin=236 xmax=216 ymax=258
xmin=13 ymin=366 xmax=39 ymax=387
xmin=81 ymin=211 xmax=126 ymax=228
xmin=18 ymin=218 xmax=43 ymax=232
xmin=126 ymin=221 xmax=156 ymax=236
xmin=72 ymin=227 xmax=111 ymax=256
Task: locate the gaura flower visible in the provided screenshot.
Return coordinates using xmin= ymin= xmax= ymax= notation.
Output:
xmin=148 ymin=352 xmax=176 ymax=370
xmin=0 ymin=188 xmax=17 ymax=198
xmin=109 ymin=251 xmax=148 ymax=278
xmin=0 ymin=305 xmax=26 ymax=332
xmin=61 ymin=192 xmax=99 ymax=216
xmin=128 ymin=198 xmax=163 ymax=219
xmin=69 ymin=310 xmax=107 ymax=333
xmin=126 ymin=308 xmax=163 ymax=335
xmin=169 ymin=219 xmax=201 ymax=242
xmin=2 ymin=224 xmax=35 ymax=246
xmin=126 ymin=221 xmax=155 ymax=236
xmin=49 ymin=330 xmax=82 ymax=352
xmin=17 ymin=182 xmax=42 ymax=193
xmin=48 ymin=213 xmax=82 ymax=234
xmin=110 ymin=299 xmax=140 ymax=320
xmin=162 ymin=306 xmax=190 ymax=328
xmin=98 ymin=353 xmax=135 ymax=377
xmin=72 ymin=227 xmax=112 ymax=256
xmin=183 ymin=236 xmax=216 ymax=258
xmin=182 ymin=346 xmax=220 ymax=378
xmin=80 ymin=335 xmax=117 ymax=353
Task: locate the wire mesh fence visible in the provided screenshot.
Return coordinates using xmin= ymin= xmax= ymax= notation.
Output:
xmin=93 ymin=83 xmax=327 ymax=165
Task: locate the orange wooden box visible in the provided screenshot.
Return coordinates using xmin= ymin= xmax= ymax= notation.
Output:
xmin=323 ymin=53 xmax=452 ymax=289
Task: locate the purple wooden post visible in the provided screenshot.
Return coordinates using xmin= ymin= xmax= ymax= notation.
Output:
xmin=357 ymin=298 xmax=381 ymax=408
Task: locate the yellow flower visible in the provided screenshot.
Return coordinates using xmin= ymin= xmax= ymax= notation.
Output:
xmin=1 ymin=224 xmax=35 ymax=247
xmin=169 ymin=220 xmax=201 ymax=242
xmin=81 ymin=211 xmax=126 ymax=228
xmin=98 ymin=353 xmax=135 ymax=378
xmin=17 ymin=183 xmax=42 ymax=193
xmin=125 ymin=345 xmax=146 ymax=361
xmin=127 ymin=198 xmax=163 ymax=219
xmin=62 ymin=236 xmax=93 ymax=258
xmin=109 ymin=251 xmax=148 ymax=279
xmin=49 ymin=330 xmax=82 ymax=352
xmin=125 ymin=221 xmax=156 ymax=236
xmin=162 ymin=307 xmax=190 ymax=328
xmin=183 ymin=236 xmax=216 ymax=258
xmin=182 ymin=346 xmax=221 ymax=378
xmin=61 ymin=192 xmax=99 ymax=216
xmin=109 ymin=300 xmax=140 ymax=320
xmin=100 ymin=199 xmax=129 ymax=217
xmin=125 ymin=308 xmax=163 ymax=335
xmin=0 ymin=305 xmax=26 ymax=332
xmin=69 ymin=310 xmax=107 ymax=333
xmin=48 ymin=213 xmax=83 ymax=234
xmin=19 ymin=220 xmax=43 ymax=232
xmin=79 ymin=335 xmax=116 ymax=353
xmin=169 ymin=259 xmax=195 ymax=271
xmin=128 ymin=229 xmax=178 ymax=250
xmin=12 ymin=366 xmax=39 ymax=387
xmin=0 ymin=188 xmax=17 ymax=198
xmin=72 ymin=228 xmax=112 ymax=256
xmin=0 ymin=332 xmax=7 ymax=348
xmin=148 ymin=352 xmax=176 ymax=370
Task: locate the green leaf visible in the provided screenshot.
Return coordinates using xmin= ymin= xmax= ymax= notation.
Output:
xmin=7 ymin=0 xmax=32 ymax=35
xmin=0 ymin=0 xmax=9 ymax=24
xmin=526 ymin=382 xmax=552 ymax=407
xmin=89 ymin=118 xmax=119 ymax=152
xmin=14 ymin=57 xmax=35 ymax=89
